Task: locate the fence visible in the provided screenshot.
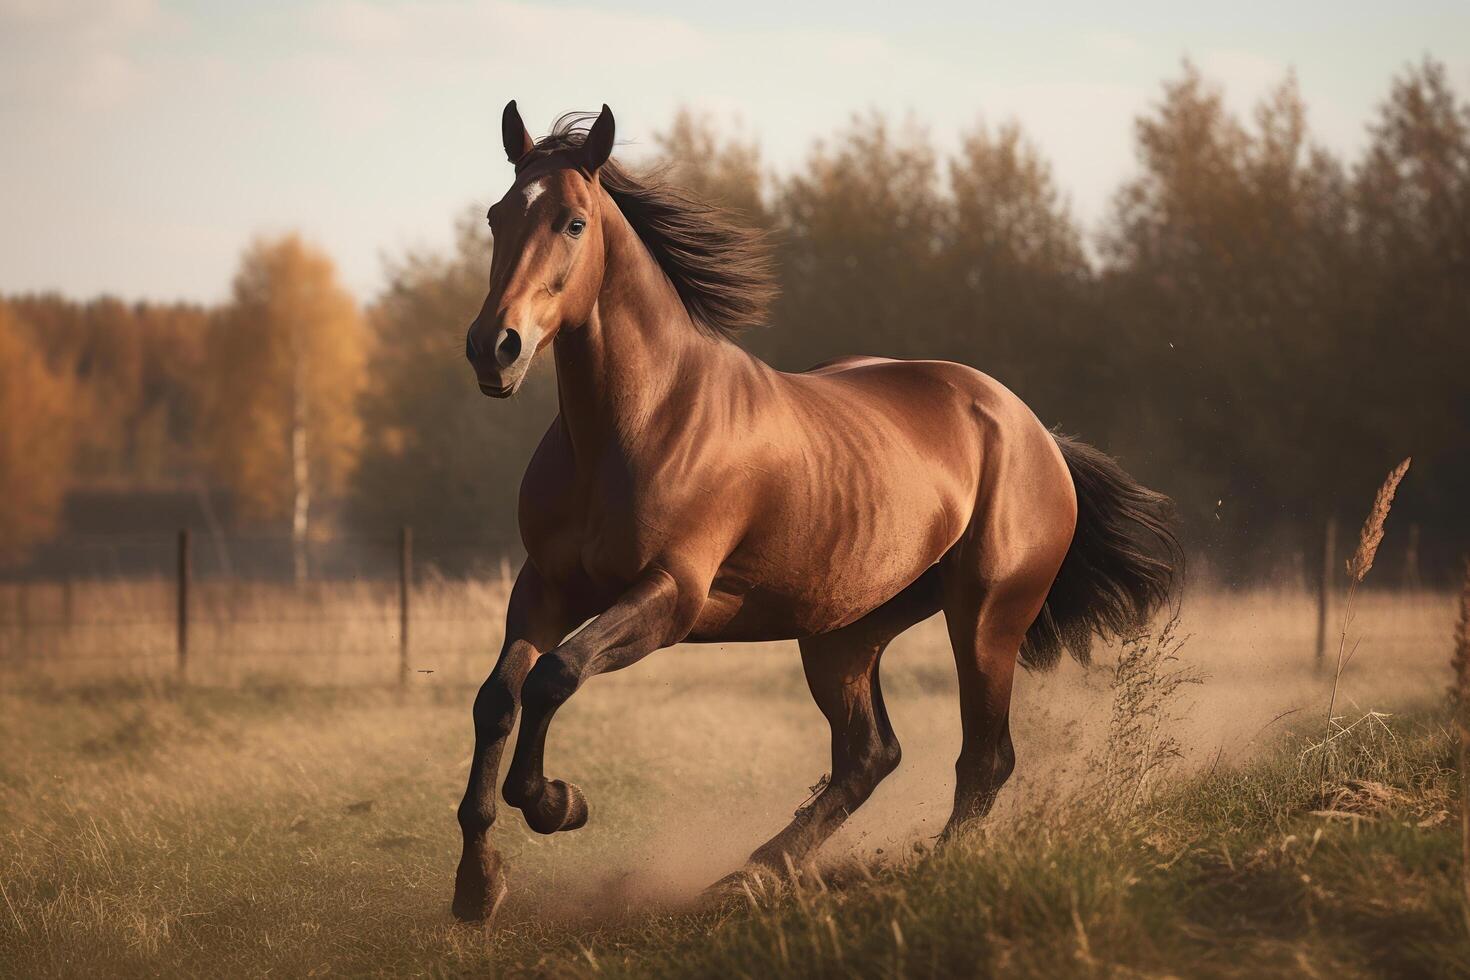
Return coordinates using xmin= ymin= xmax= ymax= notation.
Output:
xmin=0 ymin=528 xmax=516 ymax=689
xmin=0 ymin=522 xmax=1449 ymax=690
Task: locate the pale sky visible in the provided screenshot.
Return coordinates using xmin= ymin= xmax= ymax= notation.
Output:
xmin=2 ymin=0 xmax=1467 ymax=305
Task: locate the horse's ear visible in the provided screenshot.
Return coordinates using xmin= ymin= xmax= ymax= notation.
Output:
xmin=502 ymin=100 xmax=534 ymax=164
xmin=582 ymin=104 xmax=615 ymax=173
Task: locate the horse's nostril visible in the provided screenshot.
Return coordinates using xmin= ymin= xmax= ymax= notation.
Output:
xmin=495 ymin=328 xmax=522 ymax=368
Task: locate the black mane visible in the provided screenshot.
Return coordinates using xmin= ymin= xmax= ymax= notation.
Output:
xmin=522 ymin=113 xmax=777 ymax=341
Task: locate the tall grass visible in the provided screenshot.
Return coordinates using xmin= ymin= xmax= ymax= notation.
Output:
xmin=1086 ymin=615 xmax=1202 ymax=820
xmin=1320 ymin=457 xmax=1410 ymax=787
xmin=1453 ymin=561 xmax=1470 ymax=934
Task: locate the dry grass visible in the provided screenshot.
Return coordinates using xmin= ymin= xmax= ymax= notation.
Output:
xmin=0 ymin=584 xmax=1463 ymax=976
xmin=1454 ymin=562 xmax=1470 ymax=935
xmin=1321 ymin=458 xmax=1412 ymax=787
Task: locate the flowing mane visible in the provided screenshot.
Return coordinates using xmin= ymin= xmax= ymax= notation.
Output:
xmin=521 ymin=112 xmax=777 ymax=341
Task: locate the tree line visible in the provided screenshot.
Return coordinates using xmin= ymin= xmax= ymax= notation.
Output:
xmin=2 ymin=60 xmax=1465 ymax=583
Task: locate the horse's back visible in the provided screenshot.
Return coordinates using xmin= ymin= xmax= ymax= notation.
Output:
xmin=798 ymin=356 xmax=1078 ymax=582
xmin=791 ymin=355 xmax=1059 ymax=473
xmin=690 ymin=355 xmax=1073 ymax=639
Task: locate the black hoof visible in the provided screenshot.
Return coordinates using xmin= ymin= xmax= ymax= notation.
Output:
xmin=522 ymin=779 xmax=589 ymax=835
xmin=452 ymin=847 xmax=509 ymax=924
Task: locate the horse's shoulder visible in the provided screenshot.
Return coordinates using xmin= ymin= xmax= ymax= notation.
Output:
xmin=519 ymin=417 xmax=578 ymax=529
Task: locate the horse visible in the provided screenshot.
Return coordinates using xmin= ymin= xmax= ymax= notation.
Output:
xmin=452 ymin=101 xmax=1179 ymax=922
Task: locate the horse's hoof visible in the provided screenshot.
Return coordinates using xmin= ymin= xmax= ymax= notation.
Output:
xmin=701 ymin=865 xmax=779 ymax=906
xmin=452 ymin=848 xmax=510 ymax=923
xmin=524 ymin=779 xmax=589 ymax=835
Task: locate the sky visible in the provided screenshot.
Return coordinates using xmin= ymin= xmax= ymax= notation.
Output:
xmin=2 ymin=0 xmax=1467 ymax=305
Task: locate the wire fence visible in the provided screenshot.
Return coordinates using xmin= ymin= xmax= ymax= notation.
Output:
xmin=0 ymin=529 xmax=517 ymax=689
xmin=0 ymin=525 xmax=1456 ymax=692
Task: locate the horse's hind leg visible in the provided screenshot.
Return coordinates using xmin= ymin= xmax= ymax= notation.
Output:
xmin=742 ymin=569 xmax=939 ymax=876
xmin=937 ymin=549 xmax=1057 ymax=838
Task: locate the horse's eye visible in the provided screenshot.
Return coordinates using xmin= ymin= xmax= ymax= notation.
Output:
xmin=567 ymin=218 xmax=586 ymax=238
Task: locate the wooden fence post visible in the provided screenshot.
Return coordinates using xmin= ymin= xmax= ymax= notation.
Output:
xmin=1314 ymin=516 xmax=1337 ymax=671
xmin=1403 ymin=522 xmax=1422 ymax=592
xmin=177 ymin=529 xmax=191 ymax=680
xmin=399 ymin=525 xmax=412 ymax=690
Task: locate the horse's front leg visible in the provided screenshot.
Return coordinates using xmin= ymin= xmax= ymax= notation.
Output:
xmin=453 ymin=565 xmax=575 ymax=923
xmin=503 ymin=567 xmax=686 ymax=835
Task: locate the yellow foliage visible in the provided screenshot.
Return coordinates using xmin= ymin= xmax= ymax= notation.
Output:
xmin=205 ymin=234 xmax=365 ymax=523
xmin=0 ymin=303 xmax=78 ymax=565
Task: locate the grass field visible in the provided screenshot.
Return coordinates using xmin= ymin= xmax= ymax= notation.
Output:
xmin=0 ymin=587 xmax=1465 ymax=977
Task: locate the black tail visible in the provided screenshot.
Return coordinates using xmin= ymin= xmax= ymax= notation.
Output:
xmin=1020 ymin=433 xmax=1182 ymax=670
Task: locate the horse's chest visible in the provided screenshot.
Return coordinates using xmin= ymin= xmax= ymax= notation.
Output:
xmin=523 ymin=491 xmax=665 ymax=600
xmin=577 ymin=497 xmax=667 ymax=585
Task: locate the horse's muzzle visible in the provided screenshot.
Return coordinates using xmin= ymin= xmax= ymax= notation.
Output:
xmin=468 ymin=324 xmax=536 ymax=398
xmin=478 ymin=380 xmax=518 ymax=399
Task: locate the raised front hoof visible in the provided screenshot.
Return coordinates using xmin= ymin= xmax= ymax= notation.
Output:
xmin=521 ymin=779 xmax=589 ymax=836
xmin=451 ymin=848 xmax=510 ymax=924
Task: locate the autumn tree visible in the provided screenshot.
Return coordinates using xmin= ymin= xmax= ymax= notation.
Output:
xmin=653 ymin=108 xmax=770 ymax=227
xmin=348 ymin=211 xmax=557 ymax=566
xmin=0 ymin=303 xmax=78 ymax=566
xmin=939 ymin=119 xmax=1095 ymax=421
xmin=1097 ymin=65 xmax=1357 ymax=576
xmin=761 ymin=113 xmax=944 ymax=370
xmin=205 ymin=235 xmax=365 ymax=580
xmin=6 ymin=294 xmax=209 ymax=483
xmin=1351 ymin=59 xmax=1470 ymax=574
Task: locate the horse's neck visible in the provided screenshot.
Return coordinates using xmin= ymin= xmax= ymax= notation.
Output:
xmin=551 ymin=202 xmax=713 ymax=465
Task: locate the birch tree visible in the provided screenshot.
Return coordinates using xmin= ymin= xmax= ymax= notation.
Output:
xmin=206 ymin=235 xmax=364 ymax=580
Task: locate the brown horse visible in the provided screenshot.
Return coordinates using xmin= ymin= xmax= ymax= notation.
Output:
xmin=452 ymin=102 xmax=1179 ymax=921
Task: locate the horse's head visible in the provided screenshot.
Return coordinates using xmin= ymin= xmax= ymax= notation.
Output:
xmin=465 ymin=101 xmax=616 ymax=398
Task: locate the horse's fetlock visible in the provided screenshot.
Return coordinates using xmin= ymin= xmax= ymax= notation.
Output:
xmin=501 ymin=777 xmax=532 ymax=810
xmin=878 ymin=737 xmax=903 ymax=777
xmin=457 ymin=798 xmax=496 ymax=837
xmin=852 ymin=732 xmax=901 ymax=781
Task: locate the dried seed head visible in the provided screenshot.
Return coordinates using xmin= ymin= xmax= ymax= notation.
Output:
xmin=1346 ymin=457 xmax=1410 ymax=584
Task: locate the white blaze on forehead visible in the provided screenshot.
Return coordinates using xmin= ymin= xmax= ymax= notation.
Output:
xmin=521 ymin=179 xmax=547 ymax=211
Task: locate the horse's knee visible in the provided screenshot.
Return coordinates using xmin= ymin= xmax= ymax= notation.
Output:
xmin=472 ymin=677 xmax=517 ymax=741
xmin=520 ymin=652 xmax=580 ymax=712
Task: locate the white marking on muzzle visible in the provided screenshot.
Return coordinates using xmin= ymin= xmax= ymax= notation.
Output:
xmin=522 ymin=179 xmax=546 ymax=211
